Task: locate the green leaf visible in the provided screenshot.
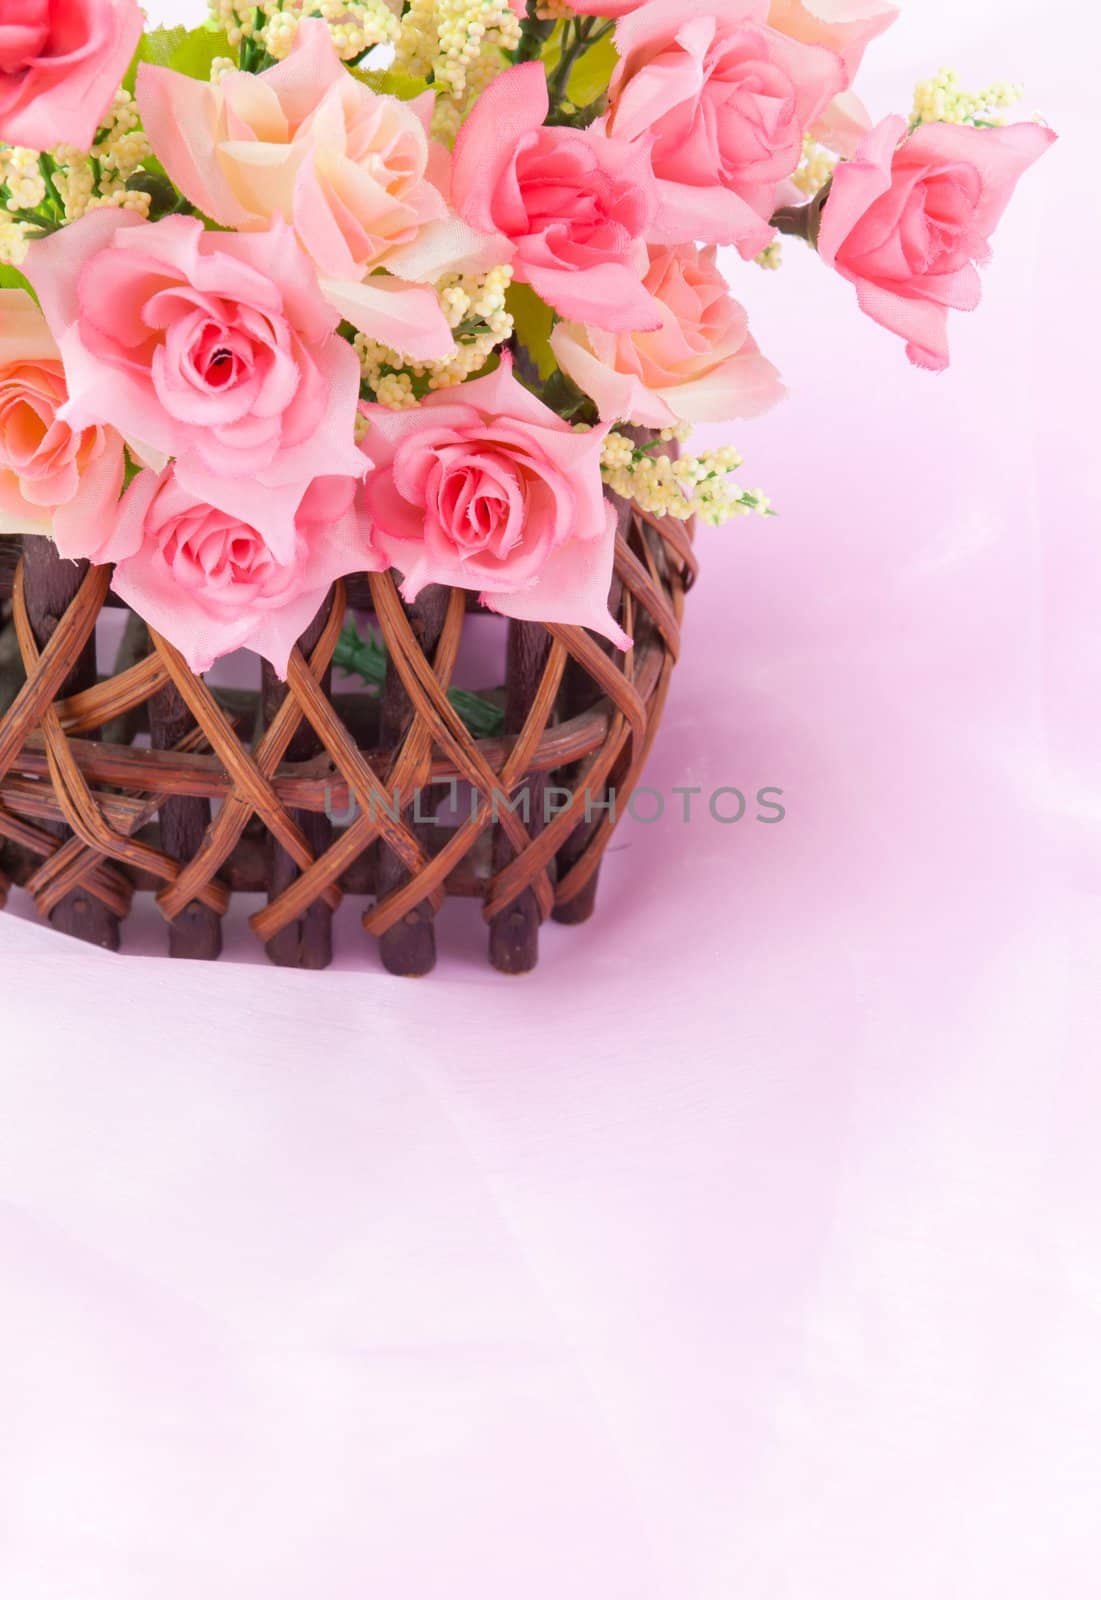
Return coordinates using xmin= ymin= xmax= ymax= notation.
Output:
xmin=541 ymin=20 xmax=617 ymax=107
xmin=447 ymin=688 xmax=505 ymax=739
xmin=123 ymin=22 xmax=231 ymax=92
xmin=334 ymin=622 xmax=388 ymax=688
xmin=144 ymin=24 xmax=190 ymax=70
xmin=506 ymin=282 xmax=556 ymax=381
xmin=125 ymin=170 xmax=191 ymax=219
xmin=0 ymin=264 xmax=36 ymax=303
xmin=353 ymin=67 xmax=431 ymax=100
xmin=169 ymin=23 xmax=233 ymax=81
xmin=123 ymin=25 xmax=183 ymax=91
xmin=566 ymin=31 xmax=617 ymax=107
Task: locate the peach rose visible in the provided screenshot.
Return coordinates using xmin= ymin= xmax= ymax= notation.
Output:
xmin=766 ymin=0 xmax=895 ymax=157
xmin=135 ymin=21 xmax=489 ymax=358
xmin=109 ymin=471 xmax=380 ymax=677
xmin=766 ymin=0 xmax=896 ymax=79
xmin=607 ymin=0 xmax=845 ymax=258
xmin=0 ymin=288 xmax=124 ymax=559
xmin=360 ymin=355 xmax=629 ymax=648
xmin=817 ymin=115 xmax=1057 ymax=371
xmin=451 ymin=62 xmax=661 ymax=333
xmin=550 ymin=244 xmax=784 ymax=427
xmin=0 ymin=0 xmax=142 ymax=152
xmin=24 ymin=210 xmax=364 ymax=552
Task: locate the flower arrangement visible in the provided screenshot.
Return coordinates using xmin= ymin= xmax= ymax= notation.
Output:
xmin=0 ymin=0 xmax=1054 ymax=679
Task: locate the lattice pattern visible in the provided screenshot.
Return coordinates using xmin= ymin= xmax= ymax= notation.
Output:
xmin=0 ymin=500 xmax=695 ymax=973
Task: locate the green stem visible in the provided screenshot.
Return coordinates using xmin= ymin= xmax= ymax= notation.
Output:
xmin=36 ymin=154 xmax=63 ymax=220
xmin=545 ymin=16 xmax=612 ymax=119
xmin=10 ymin=208 xmax=60 ymax=234
xmin=335 ymin=622 xmax=505 ymax=737
xmin=512 ymin=0 xmax=557 ymax=63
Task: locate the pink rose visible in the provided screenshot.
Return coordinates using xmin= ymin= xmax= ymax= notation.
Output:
xmin=0 ymin=287 xmax=124 ymax=560
xmin=24 ymin=210 xmax=364 ymax=551
xmin=607 ymin=0 xmax=845 ymax=258
xmin=360 ymin=355 xmax=630 ymax=648
xmin=817 ymin=115 xmax=1057 ymax=371
xmin=135 ymin=21 xmax=486 ymax=358
xmin=766 ymin=0 xmax=896 ymax=80
xmin=551 ymin=243 xmax=784 ymax=427
xmin=451 ymin=62 xmax=661 ymax=333
xmin=0 ymin=0 xmax=142 ymax=152
xmin=109 ymin=471 xmax=380 ymax=677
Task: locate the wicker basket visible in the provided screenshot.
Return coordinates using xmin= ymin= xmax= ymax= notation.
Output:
xmin=0 ymin=493 xmax=693 ymax=974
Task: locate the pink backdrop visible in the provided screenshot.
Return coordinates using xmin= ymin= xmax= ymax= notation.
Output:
xmin=2 ymin=2 xmax=1099 ymax=1594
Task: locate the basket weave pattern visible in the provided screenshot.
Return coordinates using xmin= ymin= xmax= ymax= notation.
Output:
xmin=0 ymin=498 xmax=695 ymax=973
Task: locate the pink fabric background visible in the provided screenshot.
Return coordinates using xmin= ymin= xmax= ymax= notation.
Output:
xmin=2 ymin=1 xmax=1098 ymax=1593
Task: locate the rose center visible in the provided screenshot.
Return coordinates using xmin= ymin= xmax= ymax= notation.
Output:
xmin=205 ymin=348 xmax=235 ymax=387
xmin=434 ymin=454 xmax=524 ymax=564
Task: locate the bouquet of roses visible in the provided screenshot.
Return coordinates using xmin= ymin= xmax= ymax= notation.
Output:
xmin=0 ymin=0 xmax=1054 ymax=678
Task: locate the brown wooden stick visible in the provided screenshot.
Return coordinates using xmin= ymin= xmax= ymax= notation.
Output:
xmin=0 ymin=606 xmax=22 ymax=717
xmin=149 ymin=673 xmax=222 ymax=960
xmin=20 ymin=537 xmax=120 ymax=950
xmin=260 ymin=597 xmax=334 ymax=969
xmin=0 ymin=539 xmax=18 ymax=605
xmin=550 ymin=659 xmax=608 ymax=926
xmin=488 ymin=619 xmax=552 ymax=974
xmin=552 ymin=492 xmax=633 ymax=927
xmin=101 ymin=609 xmax=153 ymax=749
xmin=1 ymin=820 xmax=495 ymax=904
xmin=0 ymin=601 xmax=20 ymax=904
xmin=376 ymin=583 xmax=450 ymax=977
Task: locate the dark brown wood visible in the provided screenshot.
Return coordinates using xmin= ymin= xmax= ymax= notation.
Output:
xmin=489 ymin=619 xmax=552 ymax=974
xmin=6 ymin=672 xmax=634 ymax=809
xmin=2 ymin=493 xmax=691 ymax=968
xmin=550 ymin=651 xmax=607 ymax=927
xmin=552 ymin=493 xmax=633 ymax=927
xmin=0 ymin=607 xmax=22 ymax=716
xmin=149 ymin=673 xmax=222 ymax=960
xmin=207 ymin=687 xmax=379 ymax=751
xmin=376 ymin=583 xmax=450 ymax=977
xmin=2 ymin=537 xmax=145 ymax=612
xmin=101 ymin=609 xmax=153 ymax=748
xmin=342 ymin=572 xmax=485 ymax=614
xmin=0 ymin=599 xmax=20 ymax=915
xmin=260 ymin=598 xmax=334 ymax=969
xmin=20 ymin=536 xmax=121 ymax=950
xmin=0 ymin=820 xmax=496 ymax=902
xmin=0 ymin=539 xmax=18 ymax=605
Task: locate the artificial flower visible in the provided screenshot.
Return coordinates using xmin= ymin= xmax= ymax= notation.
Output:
xmin=359 ymin=354 xmax=630 ymax=647
xmin=0 ymin=0 xmax=143 ymax=152
xmin=551 ymin=244 xmax=785 ymax=426
xmin=23 ymin=211 xmax=364 ymax=550
xmin=607 ymin=0 xmax=846 ymax=258
xmin=0 ymin=287 xmax=125 ymax=559
xmin=766 ymin=0 xmax=896 ymax=80
xmin=135 ymin=19 xmax=492 ymax=358
xmin=817 ymin=114 xmax=1057 ymax=370
xmin=110 ymin=470 xmax=380 ymax=676
xmin=451 ymin=61 xmax=661 ymax=333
